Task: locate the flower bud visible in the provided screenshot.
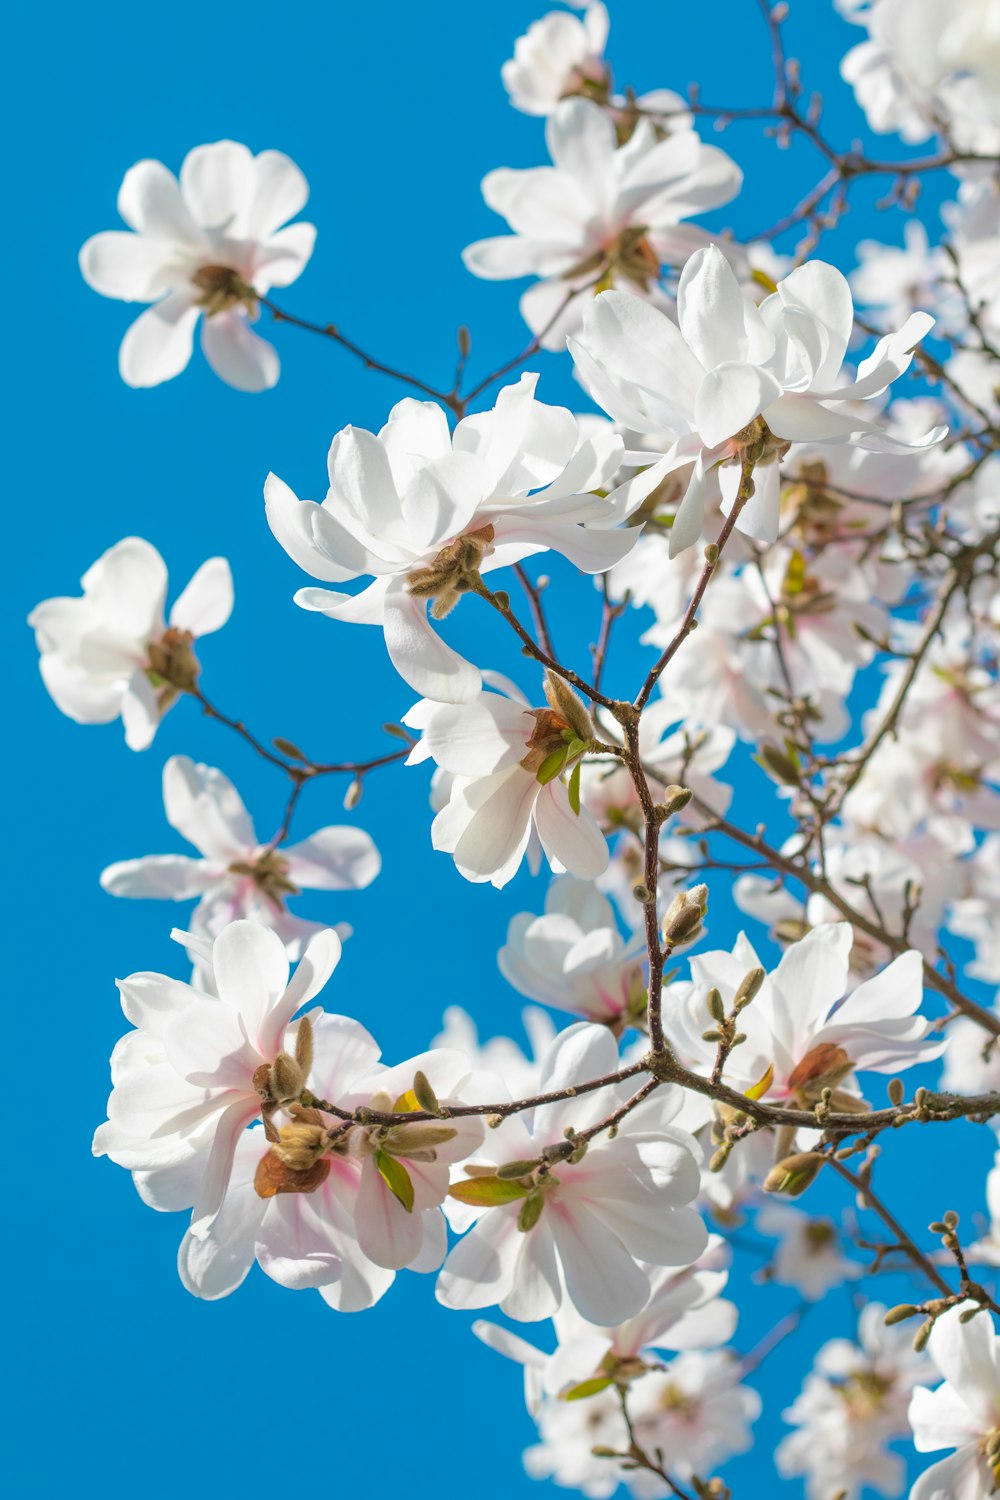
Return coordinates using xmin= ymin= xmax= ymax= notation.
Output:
xmin=884 ymin=1304 xmax=920 ymax=1325
xmin=661 ymin=884 xmax=708 ymax=947
xmin=706 ymin=987 xmax=726 ymax=1023
xmin=657 ymin=785 xmax=693 ymax=819
xmin=412 ymin=1069 xmax=441 ymax=1116
xmin=733 ymin=967 xmax=765 ymax=1011
xmin=517 ymin=1190 xmax=545 ymax=1233
xmin=763 ymin=1152 xmax=825 ymax=1197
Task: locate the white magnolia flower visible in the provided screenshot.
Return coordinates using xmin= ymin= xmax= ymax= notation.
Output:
xmin=404 ymin=677 xmax=609 ymax=888
xmin=100 ymin=755 xmax=380 ymax=953
xmin=664 ymin=923 xmax=942 ymax=1110
xmin=909 ymin=1303 xmax=1000 ymax=1499
xmin=265 ymin=375 xmax=632 ymax=702
xmin=777 ymin=1302 xmax=935 ymax=1500
xmin=524 ymin=1351 xmax=760 ymax=1497
xmin=499 ymin=876 xmax=646 ymax=1027
xmin=940 ymin=997 xmax=1000 ymax=1096
xmin=463 ymin=98 xmax=742 ymax=348
xmin=967 ymin=1151 xmax=1000 ymax=1267
xmin=503 ymin=5 xmax=610 ymax=116
xmin=29 ymin=536 xmax=233 ymax=750
xmin=94 ymin=920 xmax=342 ymax=1233
xmin=755 ymin=1203 xmax=863 ymax=1301
xmin=851 ymin=221 xmax=943 ymax=330
xmin=570 ymin=244 xmax=945 ymax=555
xmin=473 ymin=1236 xmax=736 ymax=1414
xmin=80 ymin=140 xmax=315 ymax=389
xmin=437 ymin=1022 xmax=706 ymax=1325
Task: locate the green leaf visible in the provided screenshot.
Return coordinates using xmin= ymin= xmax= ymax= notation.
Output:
xmin=536 ymin=746 xmax=569 ymax=785
xmin=567 ymin=760 xmax=582 ymax=816
xmin=561 ymin=1376 xmax=615 ymax=1402
xmin=448 ymin=1176 xmax=531 ymax=1207
xmin=375 ymin=1149 xmax=415 ymax=1212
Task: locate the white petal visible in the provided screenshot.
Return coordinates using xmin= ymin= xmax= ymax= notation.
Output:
xmin=169 ymin=556 xmax=234 ymax=636
xmin=118 ymin=290 xmax=199 ymax=387
xmin=200 ymin=312 xmax=279 ymax=392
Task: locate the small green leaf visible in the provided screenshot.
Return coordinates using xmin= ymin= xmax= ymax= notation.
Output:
xmin=567 ymin=760 xmax=582 ymax=816
xmin=517 ymin=1190 xmax=545 ymax=1233
xmin=448 ymin=1176 xmax=531 ymax=1207
xmin=375 ymin=1149 xmax=415 ymax=1212
xmin=536 ymin=746 xmax=569 ymax=785
xmin=561 ymin=1376 xmax=615 ymax=1402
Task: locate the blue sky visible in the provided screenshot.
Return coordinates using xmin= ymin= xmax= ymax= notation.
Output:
xmin=8 ymin=2 xmax=992 ymax=1496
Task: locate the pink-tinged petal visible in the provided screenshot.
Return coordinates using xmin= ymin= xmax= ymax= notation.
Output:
xmin=118 ymin=290 xmax=200 ymax=387
xmin=436 ymin=1207 xmax=522 ymax=1310
xmin=501 ymin=1217 xmax=563 ymax=1323
xmin=549 ymin=1202 xmax=650 ymax=1324
xmin=178 ymin=1134 xmax=267 ymax=1297
xmin=169 ymin=556 xmax=234 ymax=636
xmin=245 ymin=149 xmax=309 ymax=238
xmin=284 ymin=825 xmax=380 ymax=891
xmin=117 ymin=159 xmax=201 ymax=243
xmin=533 ymin=782 xmax=609 ymax=880
xmin=354 ymin=1157 xmax=426 ymax=1268
xmin=255 ymin=927 xmax=342 ymax=1058
xmin=678 ymin=245 xmax=748 ymax=370
xmin=79 ymin=231 xmax=175 ymax=302
xmin=254 ymin=1194 xmax=343 ymax=1289
xmin=100 ymin=854 xmax=218 ymax=900
xmin=162 ymin=755 xmax=255 ymax=861
xmin=200 ymin=312 xmax=279 ymax=392
xmin=211 ymin=920 xmax=290 ymax=1037
xmin=694 ymin=362 xmax=782 ymax=449
xmin=382 ymin=576 xmax=481 ymax=703
xmin=180 ymin=140 xmax=255 ymax=230
xmin=189 ymin=1097 xmax=260 ymax=1236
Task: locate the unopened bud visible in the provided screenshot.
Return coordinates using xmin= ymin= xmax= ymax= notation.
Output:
xmin=661 ymin=884 xmax=708 ymax=947
xmin=412 ymin=1070 xmax=441 ymax=1116
xmin=884 ymin=1304 xmax=920 ymax=1326
xmin=496 ymin=1159 xmax=540 ymax=1180
xmin=887 ymin=1078 xmax=905 ymax=1106
xmin=344 ymin=778 xmax=363 ymax=810
xmin=543 ymin=671 xmax=595 ymax=743
xmin=706 ymin=987 xmax=726 ymax=1023
xmin=517 ymin=1191 xmax=545 ymax=1233
xmin=913 ymin=1319 xmax=934 ymax=1353
xmin=457 ymin=325 xmax=471 ymax=357
xmin=733 ymin=967 xmax=765 ymax=1011
xmin=763 ymin=1152 xmax=825 ymax=1197
xmin=758 ymin=740 xmax=801 ymax=785
xmin=269 ymin=1051 xmax=306 ymax=1104
xmin=657 ymin=785 xmax=693 ymax=819
xmin=294 ymin=1014 xmax=314 ymax=1079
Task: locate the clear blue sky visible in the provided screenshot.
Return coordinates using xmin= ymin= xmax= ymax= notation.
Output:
xmin=7 ymin=2 xmax=991 ymax=1496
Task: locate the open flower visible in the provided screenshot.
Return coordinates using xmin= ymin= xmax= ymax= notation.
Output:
xmin=100 ymin=755 xmax=380 ymax=953
xmin=79 ymin=140 xmax=315 ymax=389
xmin=28 ymin=536 xmax=232 ymax=750
xmin=499 ymin=875 xmax=646 ymax=1027
xmin=437 ymin=1022 xmax=706 ymax=1325
xmin=570 ymin=244 xmax=945 ymax=554
xmin=909 ymin=1303 xmax=1000 ymax=1499
xmin=404 ymin=675 xmax=609 ymax=888
xmin=464 ymin=98 xmax=742 ymax=347
xmin=94 ymin=920 xmax=342 ymax=1234
xmin=266 ymin=375 xmax=631 ymax=702
xmin=503 ymin=4 xmax=611 ymax=116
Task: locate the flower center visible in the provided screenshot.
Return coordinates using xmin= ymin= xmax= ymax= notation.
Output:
xmin=191 ymin=264 xmax=258 ymax=318
xmin=406 ymin=525 xmax=495 ymax=620
xmin=227 ymin=848 xmax=300 ymax=909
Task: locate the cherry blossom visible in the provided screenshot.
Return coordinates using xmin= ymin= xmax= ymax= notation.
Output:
xmin=570 ymin=244 xmax=945 ymax=554
xmin=100 ymin=755 xmax=380 ymax=952
xmin=265 ymin=375 xmax=631 ymax=701
xmin=79 ymin=140 xmax=315 ymax=389
xmin=29 ymin=536 xmax=232 ymax=750
xmin=463 ymin=98 xmax=742 ymax=348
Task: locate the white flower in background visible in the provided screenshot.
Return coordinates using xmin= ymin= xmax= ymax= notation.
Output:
xmin=664 ymin=923 xmax=941 ymax=1110
xmin=851 ymin=221 xmax=944 ymax=330
xmin=499 ymin=876 xmax=646 ymax=1027
xmin=94 ymin=920 xmax=342 ymax=1232
xmin=404 ymin=677 xmax=609 ymax=888
xmin=950 ymin=836 xmax=1000 ymax=982
xmin=100 ymin=755 xmax=380 ymax=953
xmin=474 ymin=1237 xmax=736 ymax=1414
xmin=433 ymin=1004 xmax=558 ymax=1103
xmin=940 ymin=998 xmax=1000 ymax=1096
xmin=776 ymin=1302 xmax=935 ymax=1500
xmin=265 ymin=375 xmax=631 ymax=702
xmin=463 ymin=98 xmax=742 ymax=348
xmin=525 ymin=1351 xmax=760 ymax=1496
xmin=967 ymin=1151 xmax=1000 ymax=1266
xmin=438 ymin=1023 xmax=706 ymax=1324
xmin=570 ymin=245 xmax=945 ymax=554
xmin=79 ymin=141 xmax=315 ymax=390
xmin=579 ymin=699 xmax=735 ymax=830
xmin=756 ymin=1203 xmax=863 ymax=1301
xmin=28 ymin=537 xmax=232 ymax=750
xmin=503 ymin=4 xmax=611 ymax=115
xmin=909 ymin=1303 xmax=1000 ymax=1499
